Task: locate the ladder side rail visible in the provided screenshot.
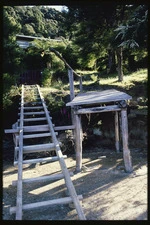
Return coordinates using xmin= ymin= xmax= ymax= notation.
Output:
xmin=37 ymin=85 xmax=86 ymax=220
xmin=16 ymin=84 xmax=24 ymax=220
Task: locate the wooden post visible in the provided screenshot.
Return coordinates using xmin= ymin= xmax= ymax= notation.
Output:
xmin=74 ymin=113 xmax=83 ymax=172
xmin=121 ymin=109 xmax=132 ymax=173
xmin=68 ymin=69 xmax=75 ymax=101
xmin=115 ymin=111 xmax=120 ymax=153
xmin=119 ymin=112 xmax=122 ymax=150
xmin=68 ymin=69 xmax=75 ymax=128
xmin=16 ymin=84 xmax=24 ymax=220
xmin=79 ymin=76 xmax=83 ymax=92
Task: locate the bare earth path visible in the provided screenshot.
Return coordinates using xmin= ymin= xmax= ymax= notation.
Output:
xmin=3 ymin=148 xmax=147 ymax=220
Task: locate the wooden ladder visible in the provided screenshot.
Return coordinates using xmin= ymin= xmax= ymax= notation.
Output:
xmin=5 ymin=84 xmax=86 ymax=220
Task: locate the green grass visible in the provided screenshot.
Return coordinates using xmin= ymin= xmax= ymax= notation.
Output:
xmin=39 ymin=69 xmax=148 ymax=120
xmin=100 ymin=69 xmax=147 ymax=89
xmin=74 ymin=69 xmax=147 ymax=95
xmin=41 ymin=68 xmax=147 ymax=99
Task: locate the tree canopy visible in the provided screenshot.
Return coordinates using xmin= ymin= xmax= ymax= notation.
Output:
xmin=3 ymin=4 xmax=148 ymax=84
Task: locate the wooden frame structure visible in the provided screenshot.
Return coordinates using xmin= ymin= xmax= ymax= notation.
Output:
xmin=66 ymin=73 xmax=133 ymax=173
xmin=5 ymin=84 xmax=86 ymax=220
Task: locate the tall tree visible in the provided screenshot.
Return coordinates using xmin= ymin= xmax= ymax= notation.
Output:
xmin=3 ymin=6 xmax=24 ymax=75
xmin=64 ymin=3 xmax=146 ymax=80
xmin=114 ymin=4 xmax=148 ymax=79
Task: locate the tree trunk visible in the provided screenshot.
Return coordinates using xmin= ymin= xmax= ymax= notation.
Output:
xmin=128 ymin=55 xmax=135 ymax=71
xmin=116 ymin=47 xmax=124 ymax=82
xmin=107 ymin=49 xmax=116 ymax=74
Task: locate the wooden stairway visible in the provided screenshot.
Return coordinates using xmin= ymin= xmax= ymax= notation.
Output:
xmin=5 ymin=84 xmax=86 ymax=220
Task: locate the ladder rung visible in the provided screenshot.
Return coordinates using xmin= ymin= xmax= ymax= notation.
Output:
xmin=19 ymin=106 xmax=44 ymax=110
xmin=22 ymin=125 xmax=53 ymax=132
xmin=10 ymin=195 xmax=83 ymax=214
xmin=18 ymin=111 xmax=48 ymax=115
xmin=24 ymin=87 xmax=38 ymax=89
xmin=20 ymin=102 xmax=42 ymax=105
xmin=15 ymin=143 xmax=57 ymax=153
xmin=54 ymin=125 xmax=75 ymax=131
xmin=23 ymin=132 xmax=58 ymax=139
xmin=23 ymin=124 xmax=48 ymax=132
xmin=22 ymin=117 xmax=47 ymax=122
xmin=14 ymin=155 xmax=67 ymax=166
xmin=12 ymin=170 xmax=73 ymax=185
xmin=5 ymin=125 xmax=74 ymax=134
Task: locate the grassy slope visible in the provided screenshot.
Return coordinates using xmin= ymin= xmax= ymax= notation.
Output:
xmin=41 ymin=68 xmax=147 ymax=150
xmin=3 ymin=69 xmax=147 ymax=154
xmin=41 ymin=68 xmax=147 ymax=105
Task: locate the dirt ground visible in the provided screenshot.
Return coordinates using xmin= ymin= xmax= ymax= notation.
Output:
xmin=2 ymin=146 xmax=147 ymax=220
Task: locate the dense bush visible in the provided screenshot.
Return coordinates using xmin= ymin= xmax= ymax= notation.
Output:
xmin=41 ymin=69 xmax=53 ymax=86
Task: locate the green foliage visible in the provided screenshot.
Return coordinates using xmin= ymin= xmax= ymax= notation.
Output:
xmin=65 ymin=4 xmax=147 ymax=75
xmin=91 ymin=74 xmax=98 ymax=83
xmin=3 ymin=73 xmax=18 ymax=94
xmin=3 ymin=6 xmax=24 ymax=75
xmin=49 ymin=52 xmax=65 ymax=71
xmin=46 ymin=93 xmax=65 ymax=111
xmin=32 ymin=39 xmax=67 ymax=81
xmin=3 ymin=4 xmax=148 ymax=89
xmin=115 ymin=5 xmax=148 ymax=49
xmin=22 ymin=24 xmax=36 ymax=35
xmin=41 ymin=68 xmax=53 ymax=86
xmin=12 ymin=6 xmax=66 ymax=38
xmin=3 ymin=83 xmax=21 ymax=110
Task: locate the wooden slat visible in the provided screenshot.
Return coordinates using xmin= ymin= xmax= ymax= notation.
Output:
xmin=15 ymin=143 xmax=57 ymax=153
xmin=66 ymin=89 xmax=132 ymax=106
xmin=23 ymin=124 xmax=50 ymax=132
xmin=14 ymin=155 xmax=67 ymax=166
xmin=19 ymin=106 xmax=43 ymax=110
xmin=21 ymin=102 xmax=42 ymax=105
xmin=5 ymin=129 xmax=18 ymax=134
xmin=76 ymin=105 xmax=121 ymax=115
xmin=23 ymin=125 xmax=74 ymax=132
xmin=10 ymin=195 xmax=83 ymax=214
xmin=5 ymin=125 xmax=75 ymax=134
xmin=35 ymin=97 xmax=41 ymax=100
xmin=23 ymin=132 xmax=58 ymax=139
xmin=12 ymin=171 xmax=74 ymax=185
xmin=54 ymin=125 xmax=75 ymax=131
xmin=18 ymin=111 xmax=48 ymax=115
xmin=23 ymin=117 xmax=47 ymax=122
xmin=37 ymin=84 xmax=86 ymax=220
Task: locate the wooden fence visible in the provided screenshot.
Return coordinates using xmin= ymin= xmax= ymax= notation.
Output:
xmin=19 ymin=70 xmax=41 ymax=84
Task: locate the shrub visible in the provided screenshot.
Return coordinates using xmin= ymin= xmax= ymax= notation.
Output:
xmin=3 ymin=85 xmax=21 ymax=110
xmin=41 ymin=68 xmax=53 ymax=86
xmin=3 ymin=73 xmax=17 ymax=94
